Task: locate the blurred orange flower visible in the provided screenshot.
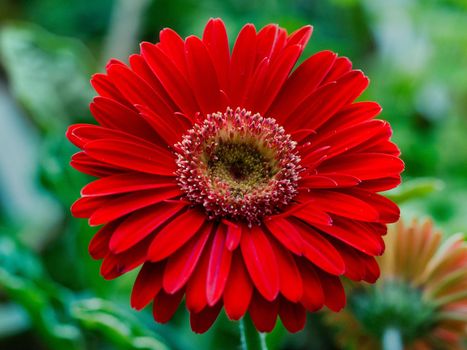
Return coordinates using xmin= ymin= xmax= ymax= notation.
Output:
xmin=327 ymin=219 xmax=467 ymax=349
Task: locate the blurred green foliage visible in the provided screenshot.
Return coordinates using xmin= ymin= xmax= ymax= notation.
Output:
xmin=0 ymin=0 xmax=466 ymax=349
xmin=0 ymin=23 xmax=94 ymax=133
xmin=349 ymin=281 xmax=436 ymax=343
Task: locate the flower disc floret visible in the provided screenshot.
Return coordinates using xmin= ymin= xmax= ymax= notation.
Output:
xmin=175 ymin=107 xmax=302 ymax=224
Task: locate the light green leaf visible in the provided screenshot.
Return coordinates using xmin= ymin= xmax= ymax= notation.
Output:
xmin=0 ymin=234 xmax=84 ymax=350
xmin=0 ymin=302 xmax=30 ymax=337
xmin=0 ymin=22 xmax=95 ymax=133
xmin=71 ymin=298 xmax=169 ymax=350
xmin=385 ymin=178 xmax=444 ymax=205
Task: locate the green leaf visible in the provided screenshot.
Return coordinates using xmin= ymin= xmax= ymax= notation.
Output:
xmin=0 ymin=22 xmax=95 ymax=133
xmin=0 ymin=234 xmax=83 ymax=350
xmin=71 ymin=298 xmax=169 ymax=350
xmin=384 ymin=178 xmax=444 ymax=204
xmin=0 ymin=302 xmax=30 ymax=337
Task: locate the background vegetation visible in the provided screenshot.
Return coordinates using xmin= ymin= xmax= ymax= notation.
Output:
xmin=0 ymin=0 xmax=466 ymax=349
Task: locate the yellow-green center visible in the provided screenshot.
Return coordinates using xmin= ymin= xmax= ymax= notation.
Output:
xmin=206 ymin=141 xmax=277 ymax=197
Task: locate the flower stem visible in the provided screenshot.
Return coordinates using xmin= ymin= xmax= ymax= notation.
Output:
xmin=258 ymin=332 xmax=268 ymax=350
xmin=382 ymin=327 xmax=403 ymax=350
xmin=238 ymin=318 xmax=269 ymax=350
xmin=239 ymin=318 xmax=248 ymax=350
xmin=102 ymin=0 xmax=150 ymax=63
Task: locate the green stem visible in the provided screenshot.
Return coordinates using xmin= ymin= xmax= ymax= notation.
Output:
xmin=239 ymin=318 xmax=248 ymax=350
xmin=238 ymin=318 xmax=269 ymax=350
xmin=382 ymin=327 xmax=403 ymax=350
xmin=258 ymin=332 xmax=268 ymax=350
xmin=102 ymin=0 xmax=150 ymax=63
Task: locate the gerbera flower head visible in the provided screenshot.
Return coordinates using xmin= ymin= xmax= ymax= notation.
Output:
xmin=326 ymin=219 xmax=467 ymax=349
xmin=67 ymin=18 xmax=404 ymax=333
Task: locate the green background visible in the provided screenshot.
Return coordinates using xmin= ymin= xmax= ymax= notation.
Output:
xmin=0 ymin=0 xmax=466 ymax=349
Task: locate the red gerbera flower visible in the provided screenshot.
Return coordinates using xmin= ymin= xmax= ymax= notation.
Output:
xmin=67 ymin=18 xmax=404 ymax=334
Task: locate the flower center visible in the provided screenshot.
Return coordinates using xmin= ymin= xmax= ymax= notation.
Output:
xmin=207 ymin=141 xmax=274 ymax=196
xmin=174 ymin=107 xmax=301 ymax=224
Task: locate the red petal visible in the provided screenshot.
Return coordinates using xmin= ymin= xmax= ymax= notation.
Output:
xmin=315 ymin=217 xmax=385 ymax=256
xmin=358 ymin=176 xmax=401 ymax=192
xmin=254 ymin=44 xmax=303 ymax=114
xmin=286 ymin=70 xmax=369 ymax=132
xmin=69 ymin=125 xmax=175 ymax=173
xmin=290 ymin=128 xmax=316 ymax=144
xmin=309 ymin=120 xmax=392 ymax=161
xmin=291 ymin=201 xmax=334 ymax=226
xmin=136 ymin=104 xmax=190 ymax=146
xmin=128 ymin=53 xmax=177 ymax=111
xmin=278 ymin=299 xmax=306 ymax=333
xmin=299 ymin=145 xmax=330 ymax=169
xmin=299 ymin=174 xmax=360 ymax=188
xmin=185 ymin=36 xmax=224 ymax=114
xmin=297 ymin=261 xmax=324 ymax=311
xmin=185 ymin=236 xmax=211 ymax=313
xmin=223 ymin=252 xmax=253 ymax=320
xmin=66 ymin=123 xmax=98 ymax=148
xmin=229 ymin=24 xmax=257 ymax=106
xmin=71 ymin=196 xmax=108 ymax=218
xmin=163 ymin=222 xmax=213 ymax=293
xmin=131 ymin=262 xmax=164 ymax=310
xmin=68 ymin=124 xmax=161 ymax=149
xmin=158 ymin=28 xmax=188 ymax=76
xmin=206 ymin=225 xmax=233 ymax=306
xmin=84 ymin=139 xmax=175 ymax=176
xmin=107 ymin=64 xmax=173 ymax=118
xmin=291 ymin=218 xmax=345 ymax=275
xmin=190 ymin=303 xmax=222 ymax=334
xmin=322 ymin=56 xmax=352 ymax=83
xmin=241 ymin=226 xmax=279 ymax=301
xmin=70 ymin=152 xmax=120 ymax=177
xmin=91 ymin=73 xmax=133 ymax=109
xmin=344 ymin=188 xmax=400 ymax=223
xmin=202 ymin=18 xmax=230 ymax=91
xmin=367 ymin=222 xmax=388 ymax=236
xmin=90 ymin=96 xmax=158 ymax=142
xmin=242 ymin=57 xmax=271 ymax=109
xmin=249 ymin=292 xmax=279 ymax=332
xmin=105 ymin=58 xmax=126 ymax=69
xmin=316 ymin=270 xmax=346 ymax=311
xmin=318 ymin=101 xmax=382 ymax=134
xmin=109 ymin=201 xmax=186 ymax=253
xmin=255 ymin=24 xmax=285 ymax=63
xmin=269 ymin=239 xmax=303 ymax=302
xmin=152 ymin=289 xmax=184 ymax=323
xmin=269 ymin=50 xmax=336 ymax=121
xmin=299 ymin=190 xmax=380 ymax=222
xmin=81 ymin=173 xmax=174 ymax=197
xmin=147 ymin=209 xmax=206 ymax=262
xmin=332 ymin=241 xmax=367 ymax=281
xmin=100 ymin=240 xmax=147 ymax=280
xmin=287 ymin=25 xmax=313 ymax=47
xmin=264 ymin=217 xmax=303 ymax=255
xmin=89 ymin=187 xmax=181 ymax=226
xmin=361 ymin=254 xmax=381 ymax=283
xmin=141 ymin=42 xmax=199 ymax=117
xmin=356 ymin=138 xmax=401 ymax=156
xmin=222 ymin=219 xmax=242 ymax=251
xmin=89 ymin=221 xmax=118 ymax=259
xmin=317 ymin=153 xmax=404 ymax=180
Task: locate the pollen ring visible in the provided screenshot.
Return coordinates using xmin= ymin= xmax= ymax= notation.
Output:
xmin=174 ymin=107 xmax=302 ymax=224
